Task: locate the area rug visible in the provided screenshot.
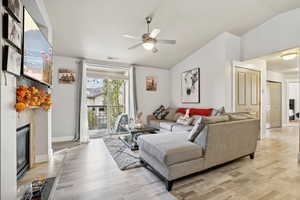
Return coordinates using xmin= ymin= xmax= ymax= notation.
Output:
xmin=103 ymin=136 xmax=144 ymax=170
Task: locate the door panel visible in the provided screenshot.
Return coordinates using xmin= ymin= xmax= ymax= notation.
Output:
xmin=266 ymin=81 xmax=282 ymax=128
xmin=235 ymin=67 xmax=260 ymax=119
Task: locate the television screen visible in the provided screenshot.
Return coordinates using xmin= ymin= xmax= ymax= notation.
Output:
xmin=23 ymin=8 xmax=53 ymax=85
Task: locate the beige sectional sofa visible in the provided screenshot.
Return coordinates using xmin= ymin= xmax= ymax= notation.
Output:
xmin=138 ymin=118 xmax=260 ymax=191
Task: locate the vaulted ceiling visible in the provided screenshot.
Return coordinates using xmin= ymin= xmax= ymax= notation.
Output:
xmin=44 ymin=0 xmax=300 ymax=68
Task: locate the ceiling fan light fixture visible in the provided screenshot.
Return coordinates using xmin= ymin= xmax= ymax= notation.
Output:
xmin=142 ymin=40 xmax=155 ymax=50
xmin=281 ymin=53 xmax=298 ymax=60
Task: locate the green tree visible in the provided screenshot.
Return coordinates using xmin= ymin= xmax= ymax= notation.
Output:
xmin=103 ymin=79 xmax=125 ymax=130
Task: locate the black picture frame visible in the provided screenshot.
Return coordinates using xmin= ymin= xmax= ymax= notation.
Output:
xmin=3 ymin=13 xmax=22 ymax=50
xmin=3 ymin=0 xmax=23 ymax=22
xmin=3 ymin=45 xmax=22 ymax=76
xmin=181 ymin=68 xmax=200 ymax=103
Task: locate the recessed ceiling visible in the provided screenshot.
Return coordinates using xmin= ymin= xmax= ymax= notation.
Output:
xmin=262 ymin=48 xmax=299 ymax=77
xmin=44 ymin=0 xmax=300 ymax=68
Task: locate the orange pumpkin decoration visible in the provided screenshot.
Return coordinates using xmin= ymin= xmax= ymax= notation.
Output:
xmin=15 ymin=102 xmax=27 ymax=112
xmin=15 ymin=86 xmax=52 ymax=112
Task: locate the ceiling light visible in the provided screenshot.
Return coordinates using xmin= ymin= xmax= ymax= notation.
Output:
xmin=281 ymin=53 xmax=298 ymax=60
xmin=142 ymin=40 xmax=155 ymax=50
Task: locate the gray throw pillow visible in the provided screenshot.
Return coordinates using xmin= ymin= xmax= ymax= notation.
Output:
xmin=194 ymin=125 xmax=208 ymax=151
xmin=211 ymin=107 xmax=225 ymax=116
xmin=188 ymin=117 xmax=204 ymax=142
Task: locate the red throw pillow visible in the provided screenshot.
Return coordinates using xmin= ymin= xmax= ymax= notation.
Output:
xmin=176 ymin=108 xmax=187 ymax=114
xmin=190 ymin=108 xmax=213 ymax=116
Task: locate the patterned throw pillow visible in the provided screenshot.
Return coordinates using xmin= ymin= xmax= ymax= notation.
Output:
xmin=211 ymin=107 xmax=225 ymax=116
xmin=153 ymin=105 xmax=165 ymax=118
xmin=156 ymin=109 xmax=169 ymax=120
xmin=188 ymin=117 xmax=204 ymax=142
xmin=176 ymin=116 xmax=194 ymax=126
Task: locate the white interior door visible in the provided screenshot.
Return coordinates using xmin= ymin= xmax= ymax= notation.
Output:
xmin=235 ymin=67 xmax=261 ymax=119
xmin=267 ymin=81 xmax=282 ymax=128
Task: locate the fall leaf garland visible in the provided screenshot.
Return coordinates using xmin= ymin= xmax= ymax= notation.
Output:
xmin=15 ymin=86 xmax=52 ymax=112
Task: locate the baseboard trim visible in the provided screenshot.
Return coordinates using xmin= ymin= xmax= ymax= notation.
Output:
xmin=52 ymin=136 xmax=74 ymax=142
xmin=36 ymin=154 xmax=49 ymax=163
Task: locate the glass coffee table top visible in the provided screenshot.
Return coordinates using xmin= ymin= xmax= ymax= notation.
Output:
xmin=118 ymin=126 xmax=159 ymax=150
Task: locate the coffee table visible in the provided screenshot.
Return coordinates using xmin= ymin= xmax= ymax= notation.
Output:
xmin=119 ymin=126 xmax=159 ymax=151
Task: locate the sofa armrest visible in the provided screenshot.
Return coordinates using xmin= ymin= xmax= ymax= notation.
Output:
xmin=147 ymin=115 xmax=156 ymax=124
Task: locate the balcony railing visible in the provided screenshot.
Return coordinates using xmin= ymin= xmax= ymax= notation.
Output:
xmin=87 ymin=105 xmax=125 ymax=131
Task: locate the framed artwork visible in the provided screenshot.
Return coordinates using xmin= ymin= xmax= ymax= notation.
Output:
xmin=58 ymin=69 xmax=76 ymax=84
xmin=3 ymin=13 xmax=22 ymax=49
xmin=146 ymin=76 xmax=157 ymax=91
xmin=2 ymin=45 xmax=22 ymax=76
xmin=3 ymin=0 xmax=23 ymax=22
xmin=181 ymin=68 xmax=200 ymax=103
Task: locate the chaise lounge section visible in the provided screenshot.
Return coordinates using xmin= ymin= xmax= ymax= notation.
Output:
xmin=138 ymin=118 xmax=260 ymax=191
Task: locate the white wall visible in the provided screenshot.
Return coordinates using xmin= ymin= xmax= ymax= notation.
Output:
xmin=170 ymin=32 xmax=240 ymax=111
xmin=52 ymin=56 xmax=80 ymax=142
xmin=267 ymin=71 xmax=288 ymax=126
xmin=135 ymin=66 xmax=171 ymax=122
xmin=242 ymin=8 xmax=300 ymax=60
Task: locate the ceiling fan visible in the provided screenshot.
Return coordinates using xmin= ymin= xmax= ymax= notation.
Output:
xmin=123 ymin=16 xmax=176 ymax=53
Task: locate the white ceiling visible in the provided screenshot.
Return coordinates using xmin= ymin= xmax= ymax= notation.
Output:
xmin=262 ymin=48 xmax=299 ymax=76
xmin=44 ymin=0 xmax=300 ymax=68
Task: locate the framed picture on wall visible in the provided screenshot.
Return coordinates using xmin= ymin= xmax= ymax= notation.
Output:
xmin=58 ymin=68 xmax=76 ymax=84
xmin=2 ymin=45 xmax=22 ymax=76
xmin=3 ymin=0 xmax=23 ymax=22
xmin=181 ymin=68 xmax=200 ymax=103
xmin=146 ymin=76 xmax=157 ymax=91
xmin=3 ymin=13 xmax=22 ymax=50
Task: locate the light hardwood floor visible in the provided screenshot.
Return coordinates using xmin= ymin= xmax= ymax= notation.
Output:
xmin=50 ymin=124 xmax=299 ymax=200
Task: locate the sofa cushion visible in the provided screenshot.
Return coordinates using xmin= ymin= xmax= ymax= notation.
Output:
xmin=165 ymin=107 xmax=176 ymax=121
xmin=173 ymin=112 xmax=184 ymax=121
xmin=138 ymin=133 xmax=203 ymax=166
xmin=228 ymin=113 xmax=252 ymax=121
xmin=172 ymin=124 xmax=194 ymax=132
xmin=148 ymin=119 xmax=169 ymax=129
xmin=203 ymin=115 xmax=230 ymax=124
xmin=160 ymin=122 xmax=177 ymax=131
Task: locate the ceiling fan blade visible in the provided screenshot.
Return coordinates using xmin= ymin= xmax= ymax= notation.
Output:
xmin=149 ymin=29 xmax=160 ymax=38
xmin=152 ymin=47 xmax=158 ymax=53
xmin=157 ymin=39 xmax=176 ymax=44
xmin=123 ymin=34 xmax=140 ymax=40
xmin=128 ymin=42 xmax=143 ymax=50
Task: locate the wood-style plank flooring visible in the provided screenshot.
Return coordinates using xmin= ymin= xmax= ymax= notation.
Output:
xmin=53 ymin=123 xmax=300 ymax=200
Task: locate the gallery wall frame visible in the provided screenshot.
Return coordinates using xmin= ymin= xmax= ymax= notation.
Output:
xmin=2 ymin=45 xmax=22 ymax=76
xmin=3 ymin=0 xmax=23 ymax=22
xmin=3 ymin=13 xmax=23 ymax=50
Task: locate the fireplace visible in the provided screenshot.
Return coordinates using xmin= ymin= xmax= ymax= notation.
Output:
xmin=17 ymin=124 xmax=30 ymax=180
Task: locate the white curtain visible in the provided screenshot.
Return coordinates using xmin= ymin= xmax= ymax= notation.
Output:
xmin=78 ymin=61 xmax=89 ymax=143
xmin=129 ymin=66 xmax=138 ymax=120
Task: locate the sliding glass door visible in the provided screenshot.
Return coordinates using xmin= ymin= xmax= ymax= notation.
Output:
xmin=87 ymin=78 xmax=127 ymax=138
